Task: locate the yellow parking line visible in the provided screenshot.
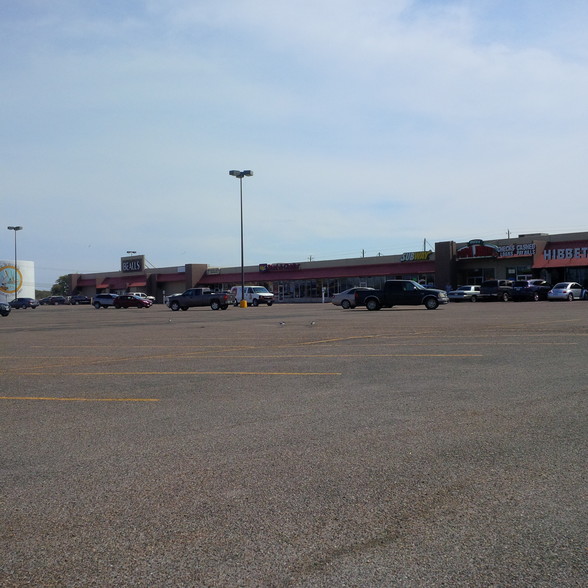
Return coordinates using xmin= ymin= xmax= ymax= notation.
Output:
xmin=0 ymin=396 xmax=159 ymax=402
xmin=8 ymin=371 xmax=342 ymax=376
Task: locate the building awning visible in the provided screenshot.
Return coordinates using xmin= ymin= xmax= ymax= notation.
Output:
xmin=156 ymin=273 xmax=185 ymax=282
xmin=108 ymin=278 xmax=130 ymax=289
xmin=127 ymin=280 xmax=146 ymax=287
xmin=96 ymin=282 xmax=109 ymax=289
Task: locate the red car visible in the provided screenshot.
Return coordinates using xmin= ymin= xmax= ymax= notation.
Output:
xmin=113 ymin=295 xmax=153 ymax=309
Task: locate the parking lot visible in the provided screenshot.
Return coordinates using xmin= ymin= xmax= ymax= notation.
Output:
xmin=1 ymin=301 xmax=586 ymax=586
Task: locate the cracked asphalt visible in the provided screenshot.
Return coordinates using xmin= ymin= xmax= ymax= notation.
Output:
xmin=1 ymin=301 xmax=586 ymax=586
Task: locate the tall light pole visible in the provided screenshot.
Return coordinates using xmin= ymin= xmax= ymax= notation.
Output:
xmin=229 ymin=170 xmax=253 ymax=307
xmin=7 ymin=226 xmax=23 ymax=300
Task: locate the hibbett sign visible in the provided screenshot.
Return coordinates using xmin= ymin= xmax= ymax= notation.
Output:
xmin=543 ymin=245 xmax=588 ymax=260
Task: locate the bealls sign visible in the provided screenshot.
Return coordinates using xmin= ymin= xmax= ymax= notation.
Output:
xmin=121 ymin=256 xmax=144 ymax=272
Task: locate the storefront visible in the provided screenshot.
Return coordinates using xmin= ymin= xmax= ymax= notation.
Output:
xmin=67 ymin=232 xmax=588 ymax=302
xmin=533 ymin=239 xmax=588 ymax=286
xmin=198 ymin=251 xmax=436 ymax=301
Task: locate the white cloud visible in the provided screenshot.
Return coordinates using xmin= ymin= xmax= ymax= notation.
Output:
xmin=2 ymin=0 xmax=588 ymax=287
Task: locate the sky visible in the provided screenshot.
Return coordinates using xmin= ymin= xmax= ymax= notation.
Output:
xmin=2 ymin=0 xmax=588 ymax=289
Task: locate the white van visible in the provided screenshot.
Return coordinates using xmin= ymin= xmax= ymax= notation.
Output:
xmin=231 ymin=285 xmax=274 ymax=306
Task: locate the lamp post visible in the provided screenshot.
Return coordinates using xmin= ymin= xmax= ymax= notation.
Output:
xmin=229 ymin=170 xmax=253 ymax=307
xmin=7 ymin=226 xmax=23 ymax=300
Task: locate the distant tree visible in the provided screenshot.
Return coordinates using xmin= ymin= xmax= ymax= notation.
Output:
xmin=51 ymin=275 xmax=70 ymax=296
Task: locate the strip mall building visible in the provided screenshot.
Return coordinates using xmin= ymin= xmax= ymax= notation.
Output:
xmin=67 ymin=231 xmax=588 ymax=303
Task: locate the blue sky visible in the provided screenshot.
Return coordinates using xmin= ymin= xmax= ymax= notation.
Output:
xmin=2 ymin=0 xmax=588 ymax=289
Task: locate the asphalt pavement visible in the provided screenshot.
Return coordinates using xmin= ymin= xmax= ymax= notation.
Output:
xmin=1 ymin=300 xmax=586 ymax=586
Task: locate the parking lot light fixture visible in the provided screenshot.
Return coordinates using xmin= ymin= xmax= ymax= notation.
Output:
xmin=7 ymin=226 xmax=23 ymax=300
xmin=229 ymin=170 xmax=253 ymax=307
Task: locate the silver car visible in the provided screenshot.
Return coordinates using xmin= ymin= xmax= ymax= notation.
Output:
xmin=448 ymin=285 xmax=481 ymax=302
xmin=547 ymin=282 xmax=585 ymax=301
xmin=331 ymin=287 xmax=374 ymax=309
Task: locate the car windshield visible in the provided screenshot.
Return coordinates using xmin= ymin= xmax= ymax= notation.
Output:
xmin=251 ymin=287 xmax=269 ymax=293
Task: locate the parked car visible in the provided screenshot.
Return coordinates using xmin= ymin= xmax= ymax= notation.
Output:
xmin=0 ymin=301 xmax=11 ymax=316
xmin=39 ymin=295 xmax=68 ymax=305
xmin=167 ymin=288 xmax=232 ymax=311
xmin=231 ymin=286 xmax=274 ymax=306
xmin=10 ymin=297 xmax=40 ymax=309
xmin=114 ymin=294 xmax=153 ymax=309
xmin=354 ymin=280 xmax=449 ymax=310
xmin=479 ymin=279 xmax=513 ymax=302
xmin=127 ymin=292 xmax=155 ymax=302
xmin=547 ymin=282 xmax=585 ymax=301
xmin=69 ymin=294 xmax=91 ymax=305
xmin=511 ymin=280 xmax=552 ymax=301
xmin=92 ymin=293 xmax=119 ymax=309
xmin=331 ymin=287 xmax=375 ymax=309
xmin=128 ymin=291 xmax=155 ymax=302
xmin=447 ymin=285 xmax=481 ymax=302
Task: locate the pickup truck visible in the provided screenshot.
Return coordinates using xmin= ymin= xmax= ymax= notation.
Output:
xmin=167 ymin=288 xmax=232 ymax=311
xmin=354 ymin=280 xmax=449 ymax=310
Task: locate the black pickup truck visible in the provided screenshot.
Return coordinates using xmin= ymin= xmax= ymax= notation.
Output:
xmin=167 ymin=288 xmax=233 ymax=311
xmin=354 ymin=280 xmax=449 ymax=310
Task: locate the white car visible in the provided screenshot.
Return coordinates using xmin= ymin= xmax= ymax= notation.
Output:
xmin=447 ymin=285 xmax=481 ymax=302
xmin=331 ymin=287 xmax=375 ymax=309
xmin=547 ymin=282 xmax=585 ymax=301
xmin=129 ymin=291 xmax=156 ymax=302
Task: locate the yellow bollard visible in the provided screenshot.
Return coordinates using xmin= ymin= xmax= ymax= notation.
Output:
xmin=239 ymin=299 xmax=248 ymax=308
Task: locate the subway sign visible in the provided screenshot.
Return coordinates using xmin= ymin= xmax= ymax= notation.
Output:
xmin=400 ymin=251 xmax=432 ymax=262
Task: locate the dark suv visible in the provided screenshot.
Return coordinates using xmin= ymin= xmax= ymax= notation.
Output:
xmin=479 ymin=279 xmax=513 ymax=302
xmin=511 ymin=280 xmax=552 ymax=301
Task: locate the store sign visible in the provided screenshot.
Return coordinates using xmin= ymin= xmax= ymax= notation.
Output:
xmin=259 ymin=263 xmax=300 ymax=272
xmin=456 ymin=240 xmax=499 ymax=260
xmin=400 ymin=251 xmax=432 ymax=262
xmin=121 ymin=256 xmax=144 ymax=272
xmin=543 ymin=245 xmax=588 ymax=261
xmin=0 ymin=265 xmax=22 ymax=294
xmin=206 ymin=267 xmax=221 ymax=275
xmin=496 ymin=243 xmax=536 ymax=257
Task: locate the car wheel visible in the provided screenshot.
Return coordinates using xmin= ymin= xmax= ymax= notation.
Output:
xmin=501 ymin=292 xmax=510 ymax=302
xmin=470 ymin=296 xmax=477 ymax=302
xmin=93 ymin=302 xmax=101 ymax=309
xmin=568 ymin=293 xmax=574 ymax=301
xmin=170 ymin=301 xmax=180 ymax=311
xmin=220 ymin=304 xmax=228 ymax=310
xmin=252 ymin=299 xmax=259 ymax=307
xmin=366 ymin=298 xmax=380 ymax=311
xmin=211 ymin=300 xmax=220 ymax=310
xmin=341 ymin=299 xmax=351 ymax=309
xmin=424 ymin=297 xmax=439 ymax=310
xmin=180 ymin=306 xmax=188 ymax=311
xmin=267 ymin=301 xmax=273 ymax=306
xmin=533 ymin=292 xmax=539 ymax=301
